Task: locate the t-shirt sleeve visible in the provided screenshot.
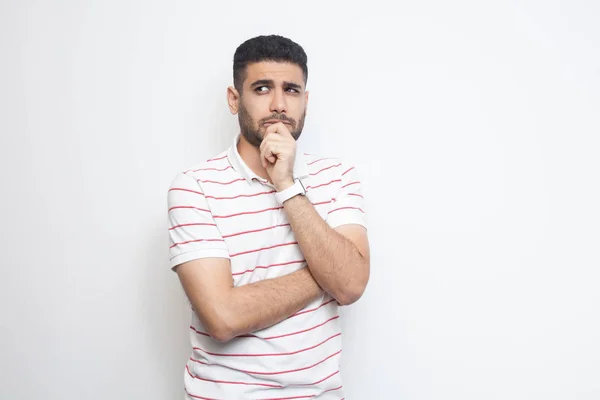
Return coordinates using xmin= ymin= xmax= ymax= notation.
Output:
xmin=325 ymin=162 xmax=368 ymax=229
xmin=167 ymin=172 xmax=230 ymax=270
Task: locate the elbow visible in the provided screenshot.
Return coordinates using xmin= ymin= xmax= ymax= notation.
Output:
xmin=336 ymin=288 xmax=363 ymax=306
xmin=336 ymin=258 xmax=370 ymax=306
xmin=202 ymin=308 xmax=236 ymax=342
xmin=206 ymin=323 xmax=234 ymax=342
xmin=335 ymin=277 xmax=369 ymax=306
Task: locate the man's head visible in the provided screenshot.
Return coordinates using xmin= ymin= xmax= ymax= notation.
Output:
xmin=227 ymin=35 xmax=309 ymax=148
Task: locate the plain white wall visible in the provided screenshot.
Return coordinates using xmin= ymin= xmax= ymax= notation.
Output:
xmin=1 ymin=1 xmax=599 ymax=399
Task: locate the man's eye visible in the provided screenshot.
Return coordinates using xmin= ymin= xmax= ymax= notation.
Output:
xmin=286 ymin=88 xmax=299 ymax=93
xmin=256 ymin=86 xmax=269 ymax=93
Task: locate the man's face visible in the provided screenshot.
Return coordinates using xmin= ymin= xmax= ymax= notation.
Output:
xmin=233 ymin=61 xmax=308 ymax=148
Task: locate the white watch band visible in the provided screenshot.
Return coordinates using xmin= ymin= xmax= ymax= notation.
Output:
xmin=275 ymin=179 xmax=306 ymax=204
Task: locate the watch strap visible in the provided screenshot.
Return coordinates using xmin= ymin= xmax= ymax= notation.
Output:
xmin=275 ymin=179 xmax=306 ymax=204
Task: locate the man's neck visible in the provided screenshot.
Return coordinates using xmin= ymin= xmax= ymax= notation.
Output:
xmin=237 ymin=133 xmax=270 ymax=181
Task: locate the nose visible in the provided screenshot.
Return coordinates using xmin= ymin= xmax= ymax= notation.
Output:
xmin=269 ymin=88 xmax=286 ymax=114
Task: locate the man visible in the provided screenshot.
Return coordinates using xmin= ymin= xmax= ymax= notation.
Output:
xmin=167 ymin=34 xmax=370 ymax=399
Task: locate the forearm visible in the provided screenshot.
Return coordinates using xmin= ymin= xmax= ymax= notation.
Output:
xmin=221 ymin=267 xmax=323 ymax=340
xmin=282 ymin=194 xmax=367 ymax=305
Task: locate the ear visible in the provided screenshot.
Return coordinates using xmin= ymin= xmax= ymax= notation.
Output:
xmin=304 ymin=89 xmax=309 ymax=116
xmin=227 ymin=86 xmax=240 ymax=114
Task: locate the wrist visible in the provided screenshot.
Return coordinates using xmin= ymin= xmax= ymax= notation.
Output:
xmin=275 ymin=178 xmax=295 ymax=192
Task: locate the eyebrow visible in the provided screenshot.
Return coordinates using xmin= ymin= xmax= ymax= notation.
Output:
xmin=250 ymin=79 xmax=303 ymax=90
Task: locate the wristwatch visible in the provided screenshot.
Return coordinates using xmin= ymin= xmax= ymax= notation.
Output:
xmin=275 ymin=179 xmax=306 ymax=204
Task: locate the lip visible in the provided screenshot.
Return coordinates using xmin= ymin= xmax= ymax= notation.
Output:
xmin=263 ymin=120 xmax=291 ymax=125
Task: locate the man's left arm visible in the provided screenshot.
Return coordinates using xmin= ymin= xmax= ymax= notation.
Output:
xmin=282 ymin=191 xmax=370 ymax=306
xmin=260 ymin=123 xmax=370 ymax=306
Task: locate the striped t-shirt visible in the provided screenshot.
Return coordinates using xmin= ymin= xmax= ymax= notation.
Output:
xmin=167 ymin=133 xmax=367 ymax=399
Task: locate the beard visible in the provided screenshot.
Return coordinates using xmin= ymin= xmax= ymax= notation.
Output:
xmin=237 ymin=101 xmax=306 ymax=148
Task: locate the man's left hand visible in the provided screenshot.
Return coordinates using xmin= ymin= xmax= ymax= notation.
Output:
xmin=260 ymin=122 xmax=296 ymax=192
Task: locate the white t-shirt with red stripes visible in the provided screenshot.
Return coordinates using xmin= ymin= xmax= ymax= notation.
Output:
xmin=167 ymin=133 xmax=367 ymax=399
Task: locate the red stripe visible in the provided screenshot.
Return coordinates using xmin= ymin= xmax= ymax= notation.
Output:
xmin=206 ymin=154 xmax=228 ymax=162
xmin=341 ymin=181 xmax=359 ymax=189
xmin=232 ymin=259 xmax=305 ymax=276
xmin=327 ymin=206 xmax=364 ymax=215
xmin=307 ymin=179 xmax=341 ymax=190
xmin=307 ymin=157 xmax=333 ymax=165
xmin=169 ymin=222 xmax=217 ymax=231
xmin=223 ymin=223 xmax=290 ymax=239
xmin=190 ymin=325 xmax=253 ymax=339
xmin=186 ymin=364 xmax=282 ymax=388
xmin=169 ymin=187 xmax=204 ymax=196
xmin=191 ymin=313 xmax=336 ymax=340
xmin=171 ymin=205 xmax=326 ymax=232
xmin=192 ymin=332 xmax=340 ymax=357
xmin=258 ymin=385 xmax=343 ymax=400
xmin=206 ymin=190 xmax=276 ymax=200
xmin=198 ymin=178 xmax=246 ymax=185
xmin=214 ymin=206 xmax=283 ymax=219
xmin=191 ymin=166 xmax=232 ymax=172
xmin=168 ymin=205 xmax=210 ymax=213
xmin=230 ymin=242 xmax=298 ymax=258
xmin=312 ymin=199 xmax=334 ymax=206
xmin=262 ymin=316 xmax=339 ymax=340
xmin=190 ymin=325 xmax=211 ymax=338
xmin=347 ymin=193 xmax=363 ymax=198
xmin=189 ymin=350 xmax=341 ymax=376
xmin=170 ymin=238 xmax=224 ymax=249
xmin=310 ymin=163 xmax=341 ymax=176
xmin=288 ymin=299 xmax=336 ymax=319
xmin=341 ymin=167 xmax=354 ymax=176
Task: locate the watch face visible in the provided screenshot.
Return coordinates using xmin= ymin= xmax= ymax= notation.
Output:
xmin=297 ymin=179 xmax=306 ymax=194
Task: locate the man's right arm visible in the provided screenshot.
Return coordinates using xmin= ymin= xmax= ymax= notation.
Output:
xmin=175 ymin=258 xmax=323 ymax=342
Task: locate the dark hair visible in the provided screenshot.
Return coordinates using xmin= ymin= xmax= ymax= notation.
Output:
xmin=233 ymin=35 xmax=308 ymax=92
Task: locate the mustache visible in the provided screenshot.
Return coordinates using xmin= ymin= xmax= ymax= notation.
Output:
xmin=259 ymin=114 xmax=296 ymax=125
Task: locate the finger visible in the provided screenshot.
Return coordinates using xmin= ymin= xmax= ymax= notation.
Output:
xmin=265 ymin=121 xmax=292 ymax=137
xmin=260 ymin=143 xmax=276 ymax=166
xmin=260 ymin=144 xmax=268 ymax=167
xmin=259 ymin=136 xmax=271 ymax=163
xmin=273 ymin=122 xmax=292 ymax=137
xmin=267 ymin=144 xmax=277 ymax=162
xmin=262 ymin=134 xmax=288 ymax=159
xmin=265 ymin=140 xmax=281 ymax=157
xmin=265 ymin=123 xmax=279 ymax=135
xmin=260 ymin=132 xmax=278 ymax=154
xmin=262 ymin=131 xmax=284 ymax=146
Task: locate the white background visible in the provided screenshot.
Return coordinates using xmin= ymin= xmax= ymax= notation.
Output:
xmin=1 ymin=1 xmax=599 ymax=399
